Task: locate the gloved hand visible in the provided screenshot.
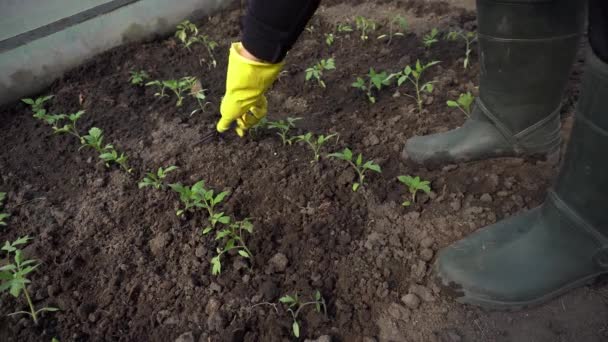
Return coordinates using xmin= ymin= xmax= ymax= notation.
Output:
xmin=217 ymin=42 xmax=284 ymax=137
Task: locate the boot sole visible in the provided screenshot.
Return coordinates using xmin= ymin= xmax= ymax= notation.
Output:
xmin=402 ymin=147 xmax=561 ymax=170
xmin=439 ymin=271 xmax=606 ymax=311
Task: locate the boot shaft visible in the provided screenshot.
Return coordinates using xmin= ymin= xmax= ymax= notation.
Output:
xmin=476 ymin=0 xmax=586 ymax=133
xmin=555 ymin=50 xmax=608 ymax=233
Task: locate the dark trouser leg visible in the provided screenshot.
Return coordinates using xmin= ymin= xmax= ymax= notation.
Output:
xmin=403 ymin=0 xmax=586 ymax=166
xmin=434 ymin=3 xmax=608 ymax=307
xmin=242 ymin=0 xmax=320 ymax=63
xmin=589 ymin=0 xmax=608 ymax=62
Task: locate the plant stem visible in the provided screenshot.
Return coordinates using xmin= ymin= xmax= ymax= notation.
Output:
xmin=346 ymin=160 xmax=365 ymax=188
xmin=21 ymin=278 xmax=38 ymax=324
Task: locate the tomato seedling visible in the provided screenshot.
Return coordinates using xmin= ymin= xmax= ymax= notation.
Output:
xmin=139 ymin=166 xmax=178 ymax=190
xmin=352 ymin=68 xmax=393 ymax=103
xmin=336 ymin=23 xmax=353 ymax=33
xmin=328 ymin=148 xmax=381 ymax=191
xmin=146 ymin=77 xmax=197 ymax=107
xmin=355 ymin=16 xmax=377 ymax=41
xmin=175 ymin=20 xmax=219 ymax=68
xmin=280 ymin=291 xmax=327 ymax=338
xmin=268 ymin=117 xmax=302 ymax=146
xmin=210 ymin=218 xmax=254 ymax=275
xmin=169 ymin=181 xmax=230 ymax=235
xmin=295 ymin=132 xmax=338 ymax=162
xmin=22 ymin=95 xmax=54 ymax=118
xmin=305 ymin=58 xmax=336 ymax=88
xmin=0 ymin=192 xmax=9 ymax=227
xmin=423 ymin=28 xmax=439 ymax=48
xmin=398 ymin=175 xmax=431 ymax=206
xmin=129 ymin=70 xmax=150 ymax=86
xmin=447 ymin=91 xmax=474 ymax=117
xmin=175 ymin=20 xmax=200 ymax=49
xmin=82 ymin=127 xmax=132 ymax=173
xmin=377 ymin=15 xmax=408 ymax=45
xmin=1 ymin=236 xmax=59 ymax=325
xmin=446 ymin=30 xmax=477 ymax=69
xmin=325 ymin=33 xmax=335 ymax=46
xmin=190 ymin=82 xmax=211 ymax=116
xmin=389 ymin=60 xmax=440 ymax=114
xmin=52 ymin=110 xmax=85 ymax=141
xmin=249 ymin=117 xmax=269 ymax=138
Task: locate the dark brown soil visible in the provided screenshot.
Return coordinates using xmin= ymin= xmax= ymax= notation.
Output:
xmin=1 ymin=1 xmax=607 ymax=341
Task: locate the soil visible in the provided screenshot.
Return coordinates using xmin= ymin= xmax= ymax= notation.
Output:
xmin=1 ymin=1 xmax=607 ymax=341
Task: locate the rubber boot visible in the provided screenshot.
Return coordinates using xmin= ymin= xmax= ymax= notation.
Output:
xmin=434 ymin=50 xmax=608 ymax=309
xmin=403 ymin=0 xmax=586 ymax=166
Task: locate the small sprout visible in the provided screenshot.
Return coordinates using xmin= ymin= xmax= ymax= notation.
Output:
xmin=280 ymin=290 xmax=327 ymax=338
xmin=0 ymin=192 xmax=9 ymax=227
xmin=397 ymin=175 xmax=431 ymax=206
xmin=352 ymin=68 xmax=392 ymax=103
xmin=268 ymin=117 xmax=301 ymax=146
xmin=305 ymin=58 xmax=336 ymax=88
xmin=1 ymin=236 xmax=59 ymax=325
xmin=210 ymin=218 xmax=254 ymax=275
xmin=145 ymin=80 xmax=168 ymax=98
xmin=129 ymin=70 xmax=150 ymax=86
xmin=82 ymin=127 xmax=105 ymax=152
xmin=325 ymin=33 xmax=335 ymax=46
xmin=175 ymin=20 xmax=200 ymax=50
xmin=377 ymin=15 xmax=408 ymax=45
xmin=175 ymin=20 xmax=218 ymax=68
xmin=190 ymin=81 xmax=212 ymax=116
xmin=198 ymin=35 xmax=219 ymax=69
xmin=355 ymin=16 xmax=377 ymax=41
xmin=422 ymin=28 xmax=439 ymax=48
xmin=99 ymin=145 xmax=132 ymax=173
xmin=139 ymin=166 xmax=179 ymax=190
xmin=389 ymin=60 xmax=440 ymax=114
xmin=169 ymin=180 xmax=230 ymax=234
xmin=22 ymin=95 xmax=54 ymax=118
xmin=336 ymin=23 xmax=353 ymax=33
xmin=446 ymin=30 xmax=477 ymax=69
xmin=146 ymin=77 xmax=198 ymax=107
xmin=249 ymin=117 xmax=269 ymax=137
xmin=328 ymin=148 xmax=381 ymax=191
xmin=82 ymin=127 xmax=132 ymax=173
xmin=52 ymin=110 xmax=85 ymax=141
xmin=295 ymin=132 xmax=338 ymax=162
xmin=447 ymin=92 xmax=475 ymax=117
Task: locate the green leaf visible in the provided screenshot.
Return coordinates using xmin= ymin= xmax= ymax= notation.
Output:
xmin=238 ymin=250 xmax=250 ymax=258
xmin=352 ymin=183 xmax=360 ymax=192
xmin=13 ymin=236 xmax=31 ymax=246
xmin=0 ymin=264 xmax=16 ymax=272
xmin=280 ymin=295 xmax=296 ymax=304
xmin=402 ymin=201 xmax=411 ymax=207
xmin=446 ymin=100 xmax=458 ymax=108
xmin=21 ymin=98 xmax=35 ymax=105
xmin=215 ymin=230 xmax=231 ymax=240
xmin=218 ymin=215 xmax=231 ymax=224
xmin=292 ymin=321 xmax=300 ymax=337
xmin=364 ymin=162 xmax=381 ymax=173
xmin=213 ymin=191 xmax=230 ymax=205
xmin=315 ymin=290 xmax=322 ymax=301
xmin=211 ymin=256 xmax=221 ymax=275
xmin=356 ymin=154 xmax=363 ymax=166
xmin=9 ymin=278 xmax=26 ymax=297
xmin=202 ymin=226 xmax=213 ymax=235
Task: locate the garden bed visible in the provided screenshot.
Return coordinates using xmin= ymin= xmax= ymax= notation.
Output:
xmin=1 ymin=0 xmax=607 ymax=341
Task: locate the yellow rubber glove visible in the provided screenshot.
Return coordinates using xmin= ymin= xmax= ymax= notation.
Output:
xmin=217 ymin=42 xmax=284 ymax=137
